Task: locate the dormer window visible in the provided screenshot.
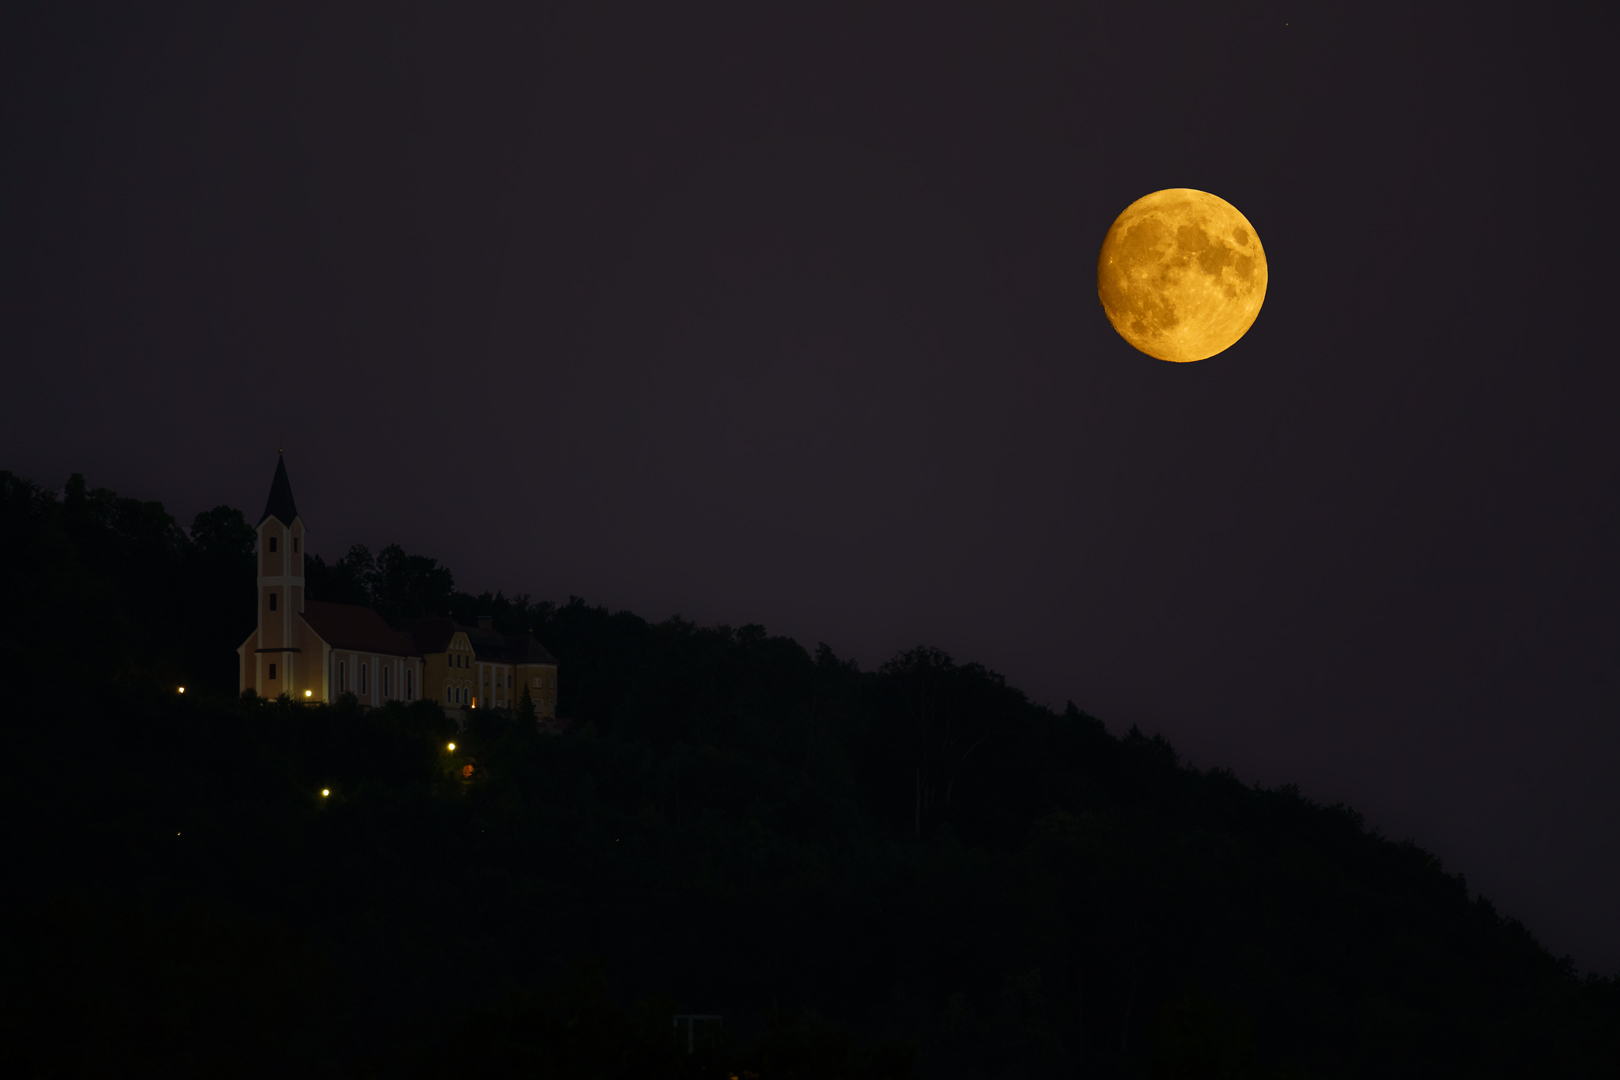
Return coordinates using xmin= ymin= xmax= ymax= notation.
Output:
xmin=268 ymin=536 xmax=277 ymax=552
xmin=293 ymin=537 xmax=299 ymax=553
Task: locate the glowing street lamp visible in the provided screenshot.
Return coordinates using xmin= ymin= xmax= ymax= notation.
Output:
xmin=304 ymin=690 xmax=312 ymax=698
xmin=321 ymin=789 xmax=330 ymax=797
xmin=177 ymin=687 xmax=185 ymax=694
xmin=447 ymin=742 xmax=456 ymax=751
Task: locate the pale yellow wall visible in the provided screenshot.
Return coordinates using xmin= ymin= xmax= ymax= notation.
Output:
xmin=517 ymin=663 xmax=559 ymax=717
xmin=327 ymin=650 xmax=419 ymax=707
xmin=475 ymin=662 xmax=519 ymax=709
xmin=427 ymin=632 xmax=477 ymax=708
xmin=248 ymin=514 xmax=309 ymax=700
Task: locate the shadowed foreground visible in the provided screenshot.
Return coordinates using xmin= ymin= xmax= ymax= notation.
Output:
xmin=2 ymin=470 xmax=1615 ymax=1078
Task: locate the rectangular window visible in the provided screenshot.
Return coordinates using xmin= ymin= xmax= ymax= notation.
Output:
xmin=339 ymin=660 xmax=346 ymax=691
xmin=292 ymin=537 xmax=299 ymax=553
xmin=268 ymin=536 xmax=277 ymax=552
xmin=269 ymin=592 xmax=277 ymax=611
xmin=361 ymin=663 xmax=368 ymax=695
xmin=383 ymin=665 xmax=390 ymax=697
xmin=268 ymin=662 xmax=277 ymax=679
xmin=406 ymin=668 xmax=414 ymax=699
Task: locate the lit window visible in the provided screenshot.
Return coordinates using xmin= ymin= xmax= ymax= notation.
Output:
xmin=269 ymin=592 xmax=277 ymax=611
xmin=268 ymin=663 xmax=277 ymax=679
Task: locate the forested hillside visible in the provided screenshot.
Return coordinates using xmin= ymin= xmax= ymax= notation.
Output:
xmin=2 ymin=470 xmax=1615 ymax=1078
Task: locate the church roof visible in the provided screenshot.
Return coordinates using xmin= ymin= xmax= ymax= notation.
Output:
xmin=302 ymin=600 xmax=420 ymax=657
xmin=258 ymin=454 xmax=300 ymax=527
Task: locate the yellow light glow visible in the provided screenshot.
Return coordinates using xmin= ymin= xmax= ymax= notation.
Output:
xmin=447 ymin=742 xmax=456 ymax=751
xmin=1097 ymin=188 xmax=1267 ymax=362
xmin=177 ymin=687 xmax=185 ymax=694
xmin=321 ymin=789 xmax=330 ymax=797
xmin=305 ymin=690 xmax=312 ymax=698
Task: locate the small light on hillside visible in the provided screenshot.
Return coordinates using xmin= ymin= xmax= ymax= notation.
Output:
xmin=447 ymin=742 xmax=456 ymax=751
xmin=177 ymin=687 xmax=185 ymax=694
xmin=321 ymin=789 xmax=330 ymax=797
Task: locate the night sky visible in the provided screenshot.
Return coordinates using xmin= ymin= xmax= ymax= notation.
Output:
xmin=4 ymin=2 xmax=1616 ymax=972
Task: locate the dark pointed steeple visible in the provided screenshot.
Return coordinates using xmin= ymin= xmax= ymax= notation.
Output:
xmin=258 ymin=454 xmax=300 ymax=527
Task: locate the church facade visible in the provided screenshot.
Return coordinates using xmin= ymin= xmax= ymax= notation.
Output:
xmin=237 ymin=456 xmax=559 ymax=717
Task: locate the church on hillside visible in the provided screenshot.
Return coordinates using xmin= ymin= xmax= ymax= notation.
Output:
xmin=237 ymin=455 xmax=560 ymax=718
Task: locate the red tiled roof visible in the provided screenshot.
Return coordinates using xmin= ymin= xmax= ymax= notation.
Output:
xmin=301 ymin=601 xmax=420 ymax=657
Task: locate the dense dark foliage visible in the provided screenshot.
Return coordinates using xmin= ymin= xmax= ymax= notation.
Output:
xmin=2 ymin=470 xmax=1616 ymax=1078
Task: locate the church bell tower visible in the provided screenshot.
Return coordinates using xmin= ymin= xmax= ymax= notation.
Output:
xmin=241 ymin=453 xmax=308 ymax=697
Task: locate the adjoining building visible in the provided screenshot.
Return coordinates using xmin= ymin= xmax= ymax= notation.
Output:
xmin=237 ymin=455 xmax=559 ymax=717
xmin=399 ymin=615 xmax=560 ymax=715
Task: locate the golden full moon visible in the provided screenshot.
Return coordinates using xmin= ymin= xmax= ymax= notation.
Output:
xmin=1097 ymin=188 xmax=1267 ymax=363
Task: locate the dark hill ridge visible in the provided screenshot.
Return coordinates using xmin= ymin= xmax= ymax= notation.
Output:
xmin=2 ymin=468 xmax=1616 ymax=1078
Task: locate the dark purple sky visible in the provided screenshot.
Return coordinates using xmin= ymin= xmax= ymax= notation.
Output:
xmin=4 ymin=2 xmax=1616 ymax=972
